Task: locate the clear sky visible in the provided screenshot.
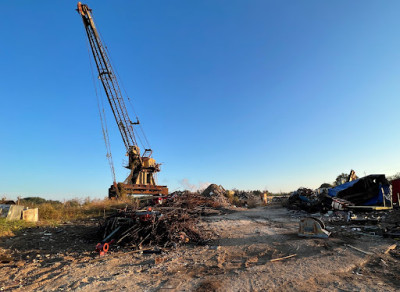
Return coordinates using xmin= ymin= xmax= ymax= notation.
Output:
xmin=1 ymin=1 xmax=400 ymax=200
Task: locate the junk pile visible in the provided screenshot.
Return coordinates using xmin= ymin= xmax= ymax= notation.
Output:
xmin=236 ymin=191 xmax=253 ymax=200
xmin=235 ymin=191 xmax=262 ymax=205
xmin=289 ymin=204 xmax=400 ymax=240
xmin=170 ymin=192 xmax=225 ymax=211
xmin=201 ymin=184 xmax=230 ymax=206
xmin=234 ymin=190 xmax=262 ymax=208
xmin=299 ymin=208 xmax=400 ymax=239
xmin=287 ymin=174 xmax=393 ymax=213
xmin=287 ymin=188 xmax=332 ymax=213
xmin=96 ymin=191 xmax=218 ymax=256
xmin=329 ymin=175 xmax=392 ymax=208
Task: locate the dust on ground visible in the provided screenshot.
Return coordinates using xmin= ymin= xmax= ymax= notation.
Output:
xmin=1 ymin=205 xmax=399 ymax=291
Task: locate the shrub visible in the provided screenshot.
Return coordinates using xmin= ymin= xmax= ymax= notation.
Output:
xmin=247 ymin=197 xmax=261 ymax=208
xmin=0 ymin=218 xmax=35 ymax=237
xmin=38 ymin=203 xmax=64 ymax=220
xmin=64 ymin=199 xmax=80 ymax=208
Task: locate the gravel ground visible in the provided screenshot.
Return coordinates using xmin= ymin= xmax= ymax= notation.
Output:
xmin=0 ymin=205 xmax=399 ymax=291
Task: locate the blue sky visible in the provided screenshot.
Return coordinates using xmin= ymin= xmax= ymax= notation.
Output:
xmin=1 ymin=1 xmax=400 ymax=200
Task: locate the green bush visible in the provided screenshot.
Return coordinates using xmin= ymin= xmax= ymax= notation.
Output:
xmin=0 ymin=218 xmax=35 ymax=237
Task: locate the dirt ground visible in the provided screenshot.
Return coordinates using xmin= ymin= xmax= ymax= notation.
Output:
xmin=1 ymin=205 xmax=399 ymax=291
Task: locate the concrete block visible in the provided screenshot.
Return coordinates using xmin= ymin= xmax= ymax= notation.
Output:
xmin=5 ymin=205 xmax=24 ymax=220
xmin=22 ymin=208 xmax=39 ymax=222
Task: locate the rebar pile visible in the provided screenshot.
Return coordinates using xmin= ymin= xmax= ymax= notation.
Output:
xmin=167 ymin=192 xmax=223 ymax=209
xmin=100 ymin=206 xmax=210 ymax=250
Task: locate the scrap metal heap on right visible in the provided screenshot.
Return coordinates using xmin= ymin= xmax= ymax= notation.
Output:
xmin=286 ymin=170 xmax=400 ymax=238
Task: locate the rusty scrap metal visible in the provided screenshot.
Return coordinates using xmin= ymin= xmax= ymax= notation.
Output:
xmin=97 ymin=200 xmax=212 ymax=255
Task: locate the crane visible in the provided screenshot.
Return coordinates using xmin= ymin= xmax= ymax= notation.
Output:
xmin=77 ymin=2 xmax=168 ymax=198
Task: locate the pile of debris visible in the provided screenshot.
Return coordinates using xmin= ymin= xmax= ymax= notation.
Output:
xmin=236 ymin=191 xmax=253 ymax=200
xmin=329 ymin=175 xmax=391 ymax=206
xmin=287 ymin=174 xmax=394 ymax=213
xmin=287 ymin=188 xmax=332 ymax=213
xmin=201 ymin=184 xmax=230 ymax=206
xmin=96 ymin=191 xmax=221 ymax=255
xmin=234 ymin=191 xmax=263 ymax=206
xmin=235 ymin=191 xmax=259 ymax=201
xmin=168 ymin=191 xmax=224 ymax=210
xmin=97 ymin=206 xmax=211 ymax=255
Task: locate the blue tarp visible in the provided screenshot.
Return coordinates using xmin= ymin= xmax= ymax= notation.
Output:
xmin=298 ymin=195 xmax=311 ymax=203
xmin=328 ymin=180 xmax=358 ymax=198
xmin=363 ymin=184 xmax=391 ymax=206
xmin=328 ymin=175 xmax=391 ymax=206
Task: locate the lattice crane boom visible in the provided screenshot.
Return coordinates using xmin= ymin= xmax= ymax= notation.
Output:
xmin=77 ymin=2 xmax=168 ymax=198
xmin=77 ymin=2 xmax=140 ymax=153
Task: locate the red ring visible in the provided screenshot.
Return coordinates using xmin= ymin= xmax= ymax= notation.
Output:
xmin=103 ymin=243 xmax=109 ymax=252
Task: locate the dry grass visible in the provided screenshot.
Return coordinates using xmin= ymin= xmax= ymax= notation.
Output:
xmin=27 ymin=198 xmax=139 ymax=221
xmin=0 ymin=197 xmax=140 ymax=237
xmin=223 ymin=192 xmax=242 ymax=206
xmin=0 ymin=218 xmax=35 ymax=237
xmin=246 ymin=197 xmax=260 ymax=208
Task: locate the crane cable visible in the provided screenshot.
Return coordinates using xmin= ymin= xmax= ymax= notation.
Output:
xmin=104 ymin=46 xmax=150 ymax=151
xmin=97 ymin=27 xmax=152 ymax=152
xmin=86 ymin=38 xmax=117 ymax=183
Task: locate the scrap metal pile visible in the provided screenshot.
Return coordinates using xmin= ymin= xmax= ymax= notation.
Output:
xmin=96 ymin=192 xmax=219 ymax=255
xmin=329 ymin=175 xmax=391 ymax=206
xmin=287 ymin=174 xmax=393 ymax=213
xmin=287 ymin=187 xmax=332 ymax=213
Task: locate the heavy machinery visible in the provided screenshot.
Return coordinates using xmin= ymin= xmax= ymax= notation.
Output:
xmin=77 ymin=2 xmax=168 ymax=198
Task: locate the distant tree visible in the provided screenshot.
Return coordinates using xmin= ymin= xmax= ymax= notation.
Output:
xmin=21 ymin=197 xmax=47 ymax=204
xmin=65 ymin=199 xmax=80 ymax=208
xmin=387 ymin=172 xmax=400 ymax=182
xmin=334 ymin=173 xmax=349 ymax=186
xmin=320 ymin=183 xmax=333 ymax=189
xmin=252 ymin=190 xmax=262 ymax=196
xmin=20 ymin=197 xmax=62 ymax=205
xmin=46 ymin=200 xmax=63 ymax=205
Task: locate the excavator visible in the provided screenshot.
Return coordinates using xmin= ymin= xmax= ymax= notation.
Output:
xmin=77 ymin=2 xmax=168 ymax=198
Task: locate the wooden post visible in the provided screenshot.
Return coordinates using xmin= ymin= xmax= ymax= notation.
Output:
xmin=383 ymin=189 xmax=386 ymax=208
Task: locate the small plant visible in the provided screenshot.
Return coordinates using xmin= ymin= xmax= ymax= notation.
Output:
xmin=223 ymin=191 xmax=243 ymax=206
xmin=0 ymin=218 xmax=35 ymax=237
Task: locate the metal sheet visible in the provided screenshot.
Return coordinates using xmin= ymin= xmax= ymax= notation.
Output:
xmin=6 ymin=205 xmax=24 ymax=220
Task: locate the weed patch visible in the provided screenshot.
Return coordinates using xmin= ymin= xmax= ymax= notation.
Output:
xmin=0 ymin=218 xmax=35 ymax=237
